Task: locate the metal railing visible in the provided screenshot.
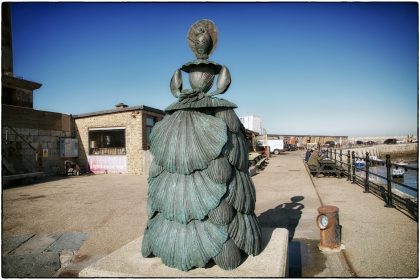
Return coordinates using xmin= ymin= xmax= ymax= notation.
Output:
xmin=327 ymin=148 xmax=418 ymax=221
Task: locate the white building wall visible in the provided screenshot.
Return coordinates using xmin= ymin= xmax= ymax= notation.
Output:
xmin=239 ymin=115 xmax=262 ymax=134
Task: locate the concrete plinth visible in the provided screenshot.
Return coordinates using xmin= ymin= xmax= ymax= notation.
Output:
xmin=79 ymin=227 xmax=289 ymax=277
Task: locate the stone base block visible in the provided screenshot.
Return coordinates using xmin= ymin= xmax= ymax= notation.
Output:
xmin=79 ymin=227 xmax=289 ymax=277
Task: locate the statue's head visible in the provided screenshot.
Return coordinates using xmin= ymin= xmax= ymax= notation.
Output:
xmin=291 ymin=196 xmax=304 ymax=203
xmin=188 ymin=19 xmax=218 ymax=60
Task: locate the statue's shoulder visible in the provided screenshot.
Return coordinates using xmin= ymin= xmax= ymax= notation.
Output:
xmin=165 ymin=96 xmax=237 ymax=112
xmin=181 ymin=59 xmax=223 ymax=73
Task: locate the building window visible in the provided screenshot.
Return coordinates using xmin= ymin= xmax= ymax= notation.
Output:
xmin=146 ymin=116 xmax=157 ymax=149
xmin=89 ymin=128 xmax=126 ymax=155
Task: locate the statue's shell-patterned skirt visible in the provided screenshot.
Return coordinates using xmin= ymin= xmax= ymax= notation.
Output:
xmin=142 ymin=96 xmax=262 ymax=271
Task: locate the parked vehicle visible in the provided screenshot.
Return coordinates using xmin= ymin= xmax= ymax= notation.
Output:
xmin=284 ymin=143 xmax=298 ymax=151
xmin=324 ymin=141 xmax=335 ymax=148
xmin=384 ymin=138 xmax=397 ymax=144
xmin=306 ymin=143 xmax=318 ymax=150
xmin=257 ymin=139 xmax=284 ymax=155
xmin=354 ymin=159 xmax=365 ymax=169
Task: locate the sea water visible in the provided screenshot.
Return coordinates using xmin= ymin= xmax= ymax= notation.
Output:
xmin=366 ymin=161 xmax=418 ymax=198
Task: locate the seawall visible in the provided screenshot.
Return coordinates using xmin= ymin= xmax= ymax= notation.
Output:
xmin=339 ymin=143 xmax=418 ymax=161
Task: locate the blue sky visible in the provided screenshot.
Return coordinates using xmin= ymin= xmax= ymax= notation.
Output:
xmin=10 ymin=2 xmax=418 ymax=137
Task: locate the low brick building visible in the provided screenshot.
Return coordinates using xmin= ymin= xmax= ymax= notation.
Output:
xmin=73 ymin=104 xmax=164 ymax=175
xmin=1 ymin=4 xmax=164 ymax=180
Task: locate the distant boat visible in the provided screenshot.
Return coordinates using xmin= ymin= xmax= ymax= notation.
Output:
xmin=369 ymin=155 xmax=385 ymax=165
xmin=354 ymin=159 xmax=365 ymax=169
xmin=392 ymin=168 xmax=405 ymax=178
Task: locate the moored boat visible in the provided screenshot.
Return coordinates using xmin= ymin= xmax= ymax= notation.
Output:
xmin=354 ymin=159 xmax=365 ymax=169
xmin=392 ymin=168 xmax=405 ymax=178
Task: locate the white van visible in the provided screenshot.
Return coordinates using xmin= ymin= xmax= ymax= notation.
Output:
xmin=257 ymin=139 xmax=284 ymax=155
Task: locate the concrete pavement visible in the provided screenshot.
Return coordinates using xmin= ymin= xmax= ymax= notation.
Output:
xmin=2 ymin=233 xmax=88 ymax=277
xmin=253 ymin=151 xmax=353 ymax=277
xmin=312 ymin=165 xmax=418 ymax=277
xmin=2 ymin=174 xmax=149 ymax=277
xmin=2 ymin=150 xmax=418 ymax=277
xmin=256 ymin=151 xmax=417 ymax=277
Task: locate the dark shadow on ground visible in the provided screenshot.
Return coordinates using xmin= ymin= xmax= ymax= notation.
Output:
xmin=288 ymin=239 xmax=327 ymax=277
xmin=2 ymin=173 xmax=96 ymax=189
xmin=258 ymin=196 xmax=325 ymax=277
xmin=288 ymin=241 xmax=302 ymax=277
xmin=257 ymin=196 xmax=304 ymax=241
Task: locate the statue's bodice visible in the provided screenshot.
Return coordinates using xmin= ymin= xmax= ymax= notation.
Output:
xmin=187 ymin=64 xmax=216 ymax=93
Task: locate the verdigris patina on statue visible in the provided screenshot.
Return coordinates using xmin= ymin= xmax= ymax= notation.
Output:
xmin=141 ymin=19 xmax=262 ymax=271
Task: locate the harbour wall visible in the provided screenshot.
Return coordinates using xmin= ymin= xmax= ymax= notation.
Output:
xmin=338 ymin=143 xmax=418 ymax=161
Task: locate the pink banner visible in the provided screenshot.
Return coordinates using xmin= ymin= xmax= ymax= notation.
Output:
xmin=87 ymin=155 xmax=127 ymax=174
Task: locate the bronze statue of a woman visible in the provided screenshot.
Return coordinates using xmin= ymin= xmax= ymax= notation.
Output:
xmin=141 ymin=19 xmax=262 ymax=271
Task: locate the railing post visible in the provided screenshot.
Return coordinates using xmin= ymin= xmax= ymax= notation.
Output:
xmin=334 ymin=149 xmax=337 ymax=164
xmin=351 ymin=151 xmax=356 ymax=184
xmin=385 ymin=154 xmax=394 ymax=208
xmin=339 ymin=149 xmax=343 ymax=170
xmin=364 ymin=152 xmax=370 ymax=193
xmin=347 ymin=150 xmax=351 ymax=181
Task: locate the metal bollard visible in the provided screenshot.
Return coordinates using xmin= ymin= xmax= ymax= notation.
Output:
xmin=317 ymin=205 xmax=341 ymax=251
xmin=334 ymin=148 xmax=337 ymax=164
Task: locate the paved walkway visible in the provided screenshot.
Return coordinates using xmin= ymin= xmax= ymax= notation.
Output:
xmin=312 ymin=163 xmax=418 ymax=277
xmin=253 ymin=151 xmax=353 ymax=277
xmin=255 ymin=151 xmax=417 ymax=277
xmin=2 ymin=151 xmax=418 ymax=277
xmin=2 ymin=233 xmax=88 ymax=277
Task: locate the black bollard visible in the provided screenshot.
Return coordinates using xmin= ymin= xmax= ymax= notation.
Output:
xmin=334 ymin=149 xmax=337 ymax=164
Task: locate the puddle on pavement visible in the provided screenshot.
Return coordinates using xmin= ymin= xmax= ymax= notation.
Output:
xmin=289 ymin=238 xmax=326 ymax=277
